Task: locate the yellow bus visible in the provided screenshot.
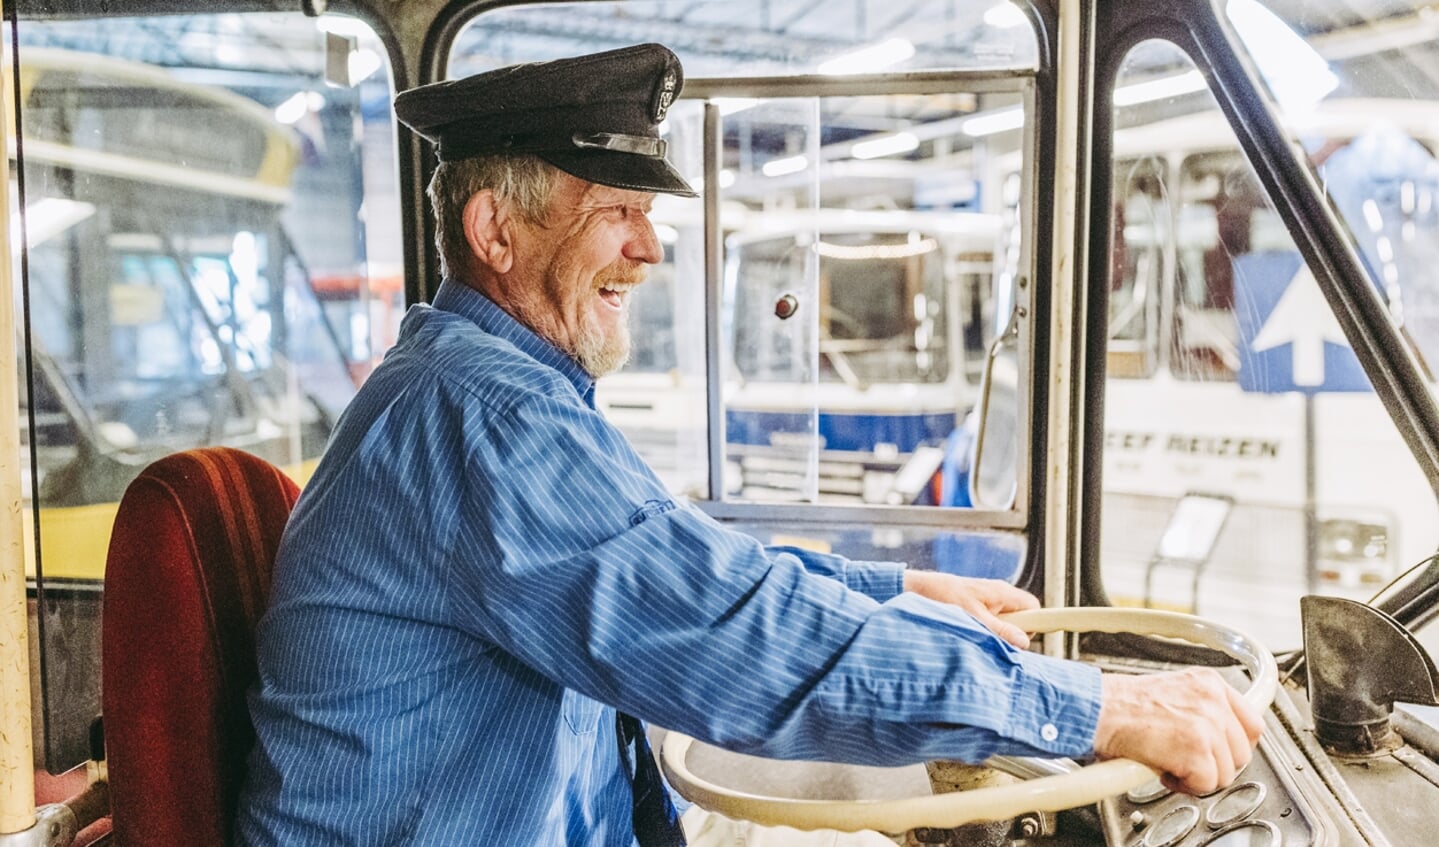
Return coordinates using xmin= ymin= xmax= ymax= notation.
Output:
xmin=16 ymin=48 xmax=358 ymax=577
xmin=14 ymin=44 xmax=372 ymax=781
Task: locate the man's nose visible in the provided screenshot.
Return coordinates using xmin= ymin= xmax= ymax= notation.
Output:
xmin=624 ymin=216 xmax=664 ymax=265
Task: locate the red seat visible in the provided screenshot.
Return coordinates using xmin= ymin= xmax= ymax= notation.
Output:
xmin=102 ymin=447 xmax=299 ymax=846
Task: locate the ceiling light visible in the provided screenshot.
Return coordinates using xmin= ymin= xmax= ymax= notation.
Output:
xmin=962 ymin=107 xmax=1025 ymax=137
xmin=851 ymin=131 xmax=919 ymax=160
xmin=817 ymin=38 xmax=915 ymax=75
xmin=762 ymin=154 xmax=809 ymax=177
xmin=682 ymin=173 xmax=736 ymax=191
xmin=983 ymin=2 xmax=1027 ymax=29
xmin=15 ymin=198 xmax=95 ymax=250
xmin=348 ymin=48 xmax=383 ymax=84
xmin=1363 ymin=199 xmax=1384 ymax=233
xmin=815 ymin=237 xmax=938 ymax=260
xmin=1226 ymin=0 xmax=1337 ymax=112
xmin=315 ymin=14 xmax=375 ymax=39
xmin=1113 ymin=70 xmax=1207 ymax=106
xmin=1376 ymin=236 xmax=1394 ymax=263
xmin=274 ymin=91 xmax=311 ymax=124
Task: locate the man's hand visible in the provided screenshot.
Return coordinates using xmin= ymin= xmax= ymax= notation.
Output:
xmin=1095 ymin=668 xmax=1265 ymax=796
xmin=902 ymin=571 xmax=1039 ymax=649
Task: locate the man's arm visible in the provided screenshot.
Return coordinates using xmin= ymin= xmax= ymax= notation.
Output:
xmin=768 ymin=549 xmax=1040 ymax=643
xmin=459 ymin=396 xmax=1101 ymax=766
xmin=901 ymin=571 xmax=1038 ymax=648
xmin=899 ymin=572 xmax=1264 ymax=794
xmin=462 ymin=394 xmax=1259 ymax=784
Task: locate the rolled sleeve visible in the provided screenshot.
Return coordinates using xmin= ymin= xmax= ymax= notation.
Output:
xmin=842 ymin=561 xmax=905 ymax=603
xmin=766 ymin=544 xmax=905 ymax=603
xmin=1001 ymin=650 xmax=1103 ymax=757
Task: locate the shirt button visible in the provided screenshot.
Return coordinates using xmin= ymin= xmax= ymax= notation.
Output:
xmin=1041 ymin=723 xmax=1059 ymax=742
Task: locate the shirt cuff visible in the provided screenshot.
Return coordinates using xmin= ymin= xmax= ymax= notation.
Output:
xmin=1001 ymin=649 xmax=1104 ymax=758
xmin=766 ymin=545 xmax=904 ymax=604
xmin=843 ymin=561 xmax=906 ymax=603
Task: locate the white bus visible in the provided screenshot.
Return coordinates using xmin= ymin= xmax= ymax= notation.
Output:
xmin=1095 ymin=89 xmax=1439 ymax=648
xmin=600 ymin=209 xmax=1002 ymax=505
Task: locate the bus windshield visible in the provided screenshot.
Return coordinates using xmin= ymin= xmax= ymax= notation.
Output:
xmin=1097 ymin=25 xmax=1439 ymax=651
xmin=1221 ymin=2 xmax=1439 ymax=377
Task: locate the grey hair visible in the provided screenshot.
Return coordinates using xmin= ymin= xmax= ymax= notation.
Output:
xmin=426 ymin=154 xmax=559 ymax=279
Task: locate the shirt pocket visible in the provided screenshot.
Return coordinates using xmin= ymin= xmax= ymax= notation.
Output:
xmin=562 ymin=688 xmax=603 ymax=735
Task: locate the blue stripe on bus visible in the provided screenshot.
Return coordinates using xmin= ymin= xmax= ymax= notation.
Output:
xmin=725 ymin=410 xmax=957 ymax=453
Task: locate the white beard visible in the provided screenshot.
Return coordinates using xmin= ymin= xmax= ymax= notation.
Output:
xmin=572 ymin=303 xmax=631 ymax=377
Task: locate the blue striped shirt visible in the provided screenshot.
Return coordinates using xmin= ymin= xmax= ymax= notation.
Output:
xmin=236 ymin=279 xmax=1102 ymax=846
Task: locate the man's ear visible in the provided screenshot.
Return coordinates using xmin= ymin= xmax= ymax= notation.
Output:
xmin=462 ymin=190 xmax=514 ymax=275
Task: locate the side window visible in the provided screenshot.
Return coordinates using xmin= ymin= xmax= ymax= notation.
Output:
xmin=1101 ymin=39 xmax=1439 ymax=652
xmin=17 ymin=14 xmax=402 ymax=770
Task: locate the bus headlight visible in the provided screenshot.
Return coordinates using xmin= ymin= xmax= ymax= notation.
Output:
xmin=1317 ymin=518 xmax=1391 ymax=586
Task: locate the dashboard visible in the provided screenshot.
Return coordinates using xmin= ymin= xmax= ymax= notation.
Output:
xmin=1101 ymin=732 xmax=1321 ymax=847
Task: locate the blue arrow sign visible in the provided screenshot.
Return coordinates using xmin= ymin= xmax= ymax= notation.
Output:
xmin=1233 ymin=251 xmax=1371 ymax=394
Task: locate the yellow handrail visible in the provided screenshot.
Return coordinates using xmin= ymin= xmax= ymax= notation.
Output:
xmin=0 ymin=4 xmax=38 ymax=831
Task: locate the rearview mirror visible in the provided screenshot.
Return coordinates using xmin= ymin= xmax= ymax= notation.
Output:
xmin=969 ymin=311 xmax=1020 ymax=510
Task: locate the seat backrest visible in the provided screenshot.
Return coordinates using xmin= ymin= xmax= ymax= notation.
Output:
xmin=101 ymin=447 xmax=299 ymax=846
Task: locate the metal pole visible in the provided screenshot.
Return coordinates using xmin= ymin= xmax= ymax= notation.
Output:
xmin=0 ymin=0 xmax=39 ymax=831
xmin=1304 ymin=392 xmax=1319 ymax=594
xmin=1044 ymin=0 xmax=1093 ymax=646
xmin=703 ymin=101 xmax=725 ymax=502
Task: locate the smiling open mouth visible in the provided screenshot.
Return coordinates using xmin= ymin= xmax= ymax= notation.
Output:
xmin=599 ymin=281 xmax=637 ymax=309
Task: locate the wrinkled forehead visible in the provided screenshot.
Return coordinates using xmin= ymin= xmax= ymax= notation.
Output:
xmin=556 ymin=171 xmax=657 ymax=209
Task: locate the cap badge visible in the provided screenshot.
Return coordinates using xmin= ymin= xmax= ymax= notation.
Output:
xmin=653 ymin=69 xmax=678 ymax=122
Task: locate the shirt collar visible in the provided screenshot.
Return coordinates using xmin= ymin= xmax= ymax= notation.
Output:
xmin=431 ymin=279 xmax=596 ymax=406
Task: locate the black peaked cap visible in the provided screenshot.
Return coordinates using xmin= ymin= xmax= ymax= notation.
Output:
xmin=394 ymin=43 xmax=697 ymax=198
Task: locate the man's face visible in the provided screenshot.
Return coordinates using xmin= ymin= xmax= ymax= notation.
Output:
xmin=503 ymin=172 xmax=663 ymax=377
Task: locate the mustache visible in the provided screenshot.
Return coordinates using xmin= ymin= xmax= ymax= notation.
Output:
xmin=595 ymin=262 xmax=648 ymax=288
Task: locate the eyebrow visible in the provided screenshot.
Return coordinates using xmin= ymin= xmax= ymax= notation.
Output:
xmin=577 ymin=191 xmax=656 ymax=212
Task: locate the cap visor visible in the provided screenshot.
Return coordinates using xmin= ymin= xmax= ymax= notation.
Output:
xmin=540 ymin=149 xmax=698 ymax=198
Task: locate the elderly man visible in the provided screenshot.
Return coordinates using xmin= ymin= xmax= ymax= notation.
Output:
xmin=237 ymin=43 xmax=1261 ymax=846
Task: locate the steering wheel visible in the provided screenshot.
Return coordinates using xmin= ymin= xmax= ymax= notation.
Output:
xmin=659 ymin=606 xmax=1278 ymax=833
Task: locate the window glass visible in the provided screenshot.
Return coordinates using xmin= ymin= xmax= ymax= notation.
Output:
xmin=1222 ymin=0 xmax=1439 ymax=656
xmin=1224 ymin=1 xmax=1439 ymax=391
xmin=17 ymin=13 xmax=402 ymax=770
xmin=717 ymin=100 xmax=1006 ymax=511
xmin=449 ymin=0 xmax=1039 ymax=77
xmin=1109 ymin=156 xmax=1166 ymax=378
xmin=448 ymin=3 xmax=1037 ymax=578
xmin=1101 ymin=38 xmax=1439 ymax=651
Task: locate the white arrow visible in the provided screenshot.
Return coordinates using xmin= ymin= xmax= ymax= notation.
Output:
xmin=1250 ymin=265 xmax=1350 ymax=387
